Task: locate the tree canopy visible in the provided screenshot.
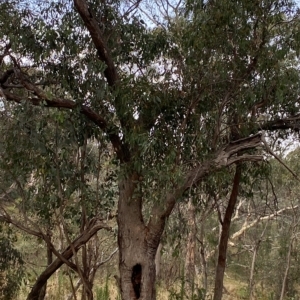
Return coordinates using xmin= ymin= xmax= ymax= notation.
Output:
xmin=2 ymin=0 xmax=300 ymax=299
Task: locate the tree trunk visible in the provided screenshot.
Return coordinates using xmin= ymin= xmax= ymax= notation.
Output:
xmin=155 ymin=243 xmax=162 ymax=279
xmin=38 ymin=232 xmax=53 ymax=300
xmin=199 ymin=221 xmax=208 ymax=292
xmin=279 ymin=232 xmax=295 ymax=300
xmin=248 ymin=222 xmax=267 ymax=300
xmin=185 ymin=199 xmax=196 ymax=290
xmin=213 ymin=166 xmax=241 ymax=300
xmin=117 ymin=174 xmax=162 ymax=300
xmin=248 ymin=242 xmax=258 ymax=300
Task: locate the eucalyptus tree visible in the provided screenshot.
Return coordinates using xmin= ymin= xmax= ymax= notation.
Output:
xmin=2 ymin=0 xmax=300 ymax=300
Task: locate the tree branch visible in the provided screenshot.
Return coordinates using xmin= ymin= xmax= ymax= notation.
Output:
xmin=0 ymin=42 xmax=11 ymax=65
xmin=0 ymin=209 xmax=43 ymax=239
xmin=261 ymin=133 xmax=300 ymax=182
xmin=183 ymin=134 xmax=263 ymax=190
xmin=73 ymin=0 xmax=119 ymax=87
xmin=1 ymin=73 xmax=129 ymax=162
xmin=0 ymin=69 xmax=14 ymax=84
xmin=26 ymin=218 xmax=112 ymax=300
xmin=259 ymin=113 xmax=300 ymax=131
xmin=229 ymin=205 xmax=299 ymax=245
xmin=147 ymin=134 xmax=264 ymax=242
xmin=73 ymin=0 xmax=133 ymax=159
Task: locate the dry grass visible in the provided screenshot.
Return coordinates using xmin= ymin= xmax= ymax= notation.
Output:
xmin=16 ymin=272 xmax=258 ymax=300
xmin=223 ymin=277 xmax=248 ymax=300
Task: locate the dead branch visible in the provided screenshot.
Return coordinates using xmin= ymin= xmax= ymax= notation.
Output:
xmin=229 ymin=205 xmax=299 ymax=245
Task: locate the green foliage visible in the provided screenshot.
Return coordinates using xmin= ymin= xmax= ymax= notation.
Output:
xmin=236 ymin=286 xmax=248 ymax=299
xmin=3 ymin=0 xmax=300 ymax=298
xmin=0 ymin=224 xmax=24 ymax=300
xmin=2 ymin=0 xmax=300 ymax=193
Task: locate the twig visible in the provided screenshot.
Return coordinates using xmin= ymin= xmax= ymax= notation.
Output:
xmin=261 ymin=133 xmax=300 ymax=182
